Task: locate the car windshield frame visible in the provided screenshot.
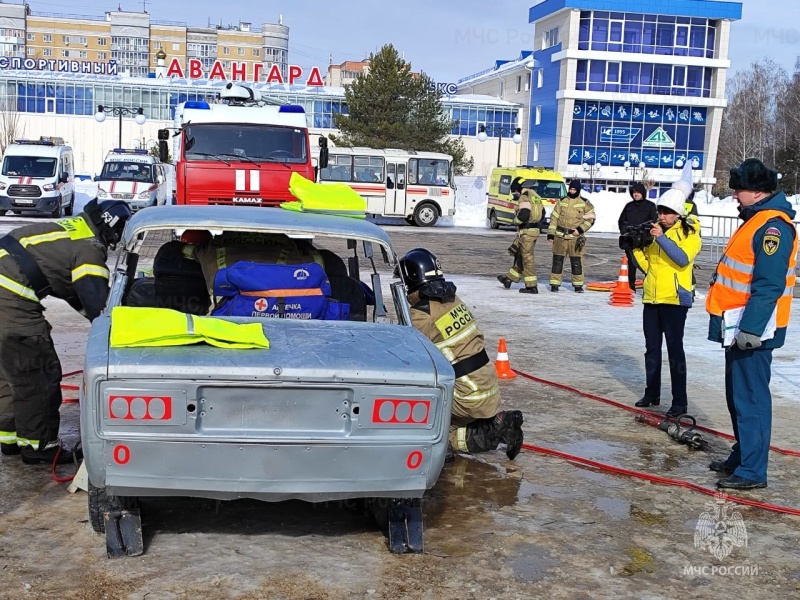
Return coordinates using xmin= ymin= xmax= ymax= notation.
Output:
xmin=2 ymin=156 xmax=57 ymax=178
xmin=99 ymin=161 xmax=155 ymax=183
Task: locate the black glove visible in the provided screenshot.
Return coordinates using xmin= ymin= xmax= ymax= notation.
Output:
xmin=547 ymin=234 xmax=554 ymax=241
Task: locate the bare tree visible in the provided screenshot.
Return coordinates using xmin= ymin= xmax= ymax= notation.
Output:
xmin=0 ymin=93 xmax=24 ymax=155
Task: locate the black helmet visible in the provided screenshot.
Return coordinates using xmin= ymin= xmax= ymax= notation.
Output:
xmin=85 ymin=199 xmax=132 ymax=249
xmin=398 ymin=248 xmax=444 ymax=292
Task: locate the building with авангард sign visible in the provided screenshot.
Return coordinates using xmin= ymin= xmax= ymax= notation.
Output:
xmin=0 ymin=68 xmax=520 ymax=175
xmin=458 ymin=0 xmax=743 ymax=196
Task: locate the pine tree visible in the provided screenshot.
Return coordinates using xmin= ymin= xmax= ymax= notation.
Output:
xmin=331 ymin=45 xmax=474 ymax=175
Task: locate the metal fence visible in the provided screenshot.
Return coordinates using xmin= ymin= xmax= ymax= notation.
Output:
xmin=696 ymin=214 xmax=800 ymax=270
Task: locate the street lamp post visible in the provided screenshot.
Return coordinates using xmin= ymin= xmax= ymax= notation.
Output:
xmin=94 ymin=105 xmax=147 ymax=148
xmin=582 ymin=161 xmax=602 ymax=190
xmin=623 ymin=160 xmax=644 ymax=182
xmin=478 ymin=124 xmax=522 ymax=167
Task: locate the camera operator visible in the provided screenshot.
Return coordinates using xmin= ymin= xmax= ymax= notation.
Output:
xmin=618 ymin=183 xmax=657 ymax=291
xmin=632 ymin=188 xmax=702 ymax=418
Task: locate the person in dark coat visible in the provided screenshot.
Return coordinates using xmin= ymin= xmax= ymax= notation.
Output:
xmin=618 ymin=183 xmax=657 ymax=291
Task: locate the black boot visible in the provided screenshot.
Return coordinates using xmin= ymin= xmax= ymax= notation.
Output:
xmin=1 ymin=443 xmax=21 ymax=456
xmin=21 ymin=444 xmax=75 ymax=465
xmin=497 ymin=275 xmax=512 ymax=289
xmin=635 ymin=396 xmax=660 ymax=407
xmin=709 ymin=460 xmax=737 ymax=475
xmin=493 ymin=410 xmax=524 ymax=460
xmin=519 ymin=286 xmax=538 ymax=294
xmin=666 ymin=405 xmax=688 ymax=418
xmin=574 ymin=286 xmax=584 ymax=293
xmin=445 ymin=443 xmax=455 ymax=463
xmin=550 ymin=285 xmax=559 ymax=292
xmin=465 ymin=418 xmax=502 ymax=454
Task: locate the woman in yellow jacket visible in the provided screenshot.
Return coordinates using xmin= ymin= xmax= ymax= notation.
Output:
xmin=633 ymin=189 xmax=702 ymax=417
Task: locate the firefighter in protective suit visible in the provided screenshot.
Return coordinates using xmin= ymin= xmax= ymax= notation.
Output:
xmin=398 ymin=248 xmax=524 ymax=460
xmin=498 ymin=184 xmax=545 ymax=294
xmin=0 ymin=199 xmax=132 ymax=465
xmin=547 ymin=179 xmax=596 ymax=292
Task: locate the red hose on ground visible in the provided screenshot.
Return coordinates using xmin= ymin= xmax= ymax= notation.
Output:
xmin=513 ymin=369 xmax=800 ymax=458
xmin=60 ymin=370 xmax=82 ymax=403
xmin=523 ymin=443 xmax=800 ymax=516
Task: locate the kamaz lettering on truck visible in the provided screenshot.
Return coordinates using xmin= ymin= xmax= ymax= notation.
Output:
xmin=164 ymin=83 xmax=328 ymax=207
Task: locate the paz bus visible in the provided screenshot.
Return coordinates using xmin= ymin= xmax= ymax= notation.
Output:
xmin=318 ymin=147 xmax=455 ymax=226
xmin=162 ymin=83 xmax=328 ymax=207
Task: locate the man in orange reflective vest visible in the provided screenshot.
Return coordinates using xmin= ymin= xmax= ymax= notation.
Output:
xmin=706 ymin=158 xmax=797 ymax=490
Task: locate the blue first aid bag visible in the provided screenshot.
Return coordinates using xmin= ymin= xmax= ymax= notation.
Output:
xmin=212 ymin=261 xmax=349 ymax=320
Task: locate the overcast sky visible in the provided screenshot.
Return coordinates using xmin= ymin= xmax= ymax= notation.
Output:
xmin=20 ymin=0 xmax=800 ymax=82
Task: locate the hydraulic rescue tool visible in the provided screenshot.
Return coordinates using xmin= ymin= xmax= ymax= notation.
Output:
xmin=635 ymin=412 xmax=710 ymax=451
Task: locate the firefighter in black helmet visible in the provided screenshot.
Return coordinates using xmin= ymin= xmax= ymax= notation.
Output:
xmin=398 ymin=248 xmax=524 ymax=460
xmin=0 ymin=199 xmax=132 ymax=465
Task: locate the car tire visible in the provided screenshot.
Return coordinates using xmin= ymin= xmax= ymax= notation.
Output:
xmin=50 ymin=197 xmax=63 ymax=219
xmin=88 ymin=482 xmax=138 ymax=534
xmin=64 ymin=195 xmax=74 ymax=217
xmin=368 ymin=497 xmax=391 ymax=536
xmin=488 ymin=210 xmax=499 ymax=230
xmin=0 ymin=210 xmax=6 ymax=216
xmin=412 ymin=202 xmax=438 ymax=227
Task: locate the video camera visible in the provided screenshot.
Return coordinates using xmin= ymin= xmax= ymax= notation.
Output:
xmin=619 ymin=222 xmax=655 ymax=251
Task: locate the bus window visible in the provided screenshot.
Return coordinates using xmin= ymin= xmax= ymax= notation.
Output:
xmin=353 ymin=156 xmax=384 ymax=183
xmin=408 ymin=159 xmax=418 ymax=184
xmin=419 ymin=160 xmax=449 ymax=186
xmin=320 ymin=155 xmax=352 ymax=181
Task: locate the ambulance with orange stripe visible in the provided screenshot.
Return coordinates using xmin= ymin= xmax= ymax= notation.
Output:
xmin=486 ymin=166 xmax=566 ymax=230
xmin=318 ymin=147 xmax=456 ymax=226
xmin=95 ymin=149 xmax=170 ymax=212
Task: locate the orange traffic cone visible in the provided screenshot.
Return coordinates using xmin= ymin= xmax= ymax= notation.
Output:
xmin=609 ymin=256 xmax=635 ymax=307
xmin=495 ymin=338 xmax=517 ymax=379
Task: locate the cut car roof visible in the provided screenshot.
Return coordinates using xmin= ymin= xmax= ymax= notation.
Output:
xmin=123 ymin=205 xmax=396 ymax=257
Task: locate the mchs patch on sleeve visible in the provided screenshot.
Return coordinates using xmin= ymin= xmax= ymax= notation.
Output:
xmin=763 ymin=226 xmax=781 ymax=256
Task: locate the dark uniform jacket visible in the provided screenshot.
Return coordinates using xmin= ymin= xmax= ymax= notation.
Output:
xmin=0 ymin=214 xmax=110 ymax=328
xmin=618 ymin=199 xmax=658 ymax=233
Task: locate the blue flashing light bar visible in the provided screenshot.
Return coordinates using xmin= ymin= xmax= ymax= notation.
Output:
xmin=279 ymin=104 xmax=305 ymax=113
xmin=184 ymin=101 xmax=211 ymax=110
xmin=111 ymin=148 xmax=150 ymax=154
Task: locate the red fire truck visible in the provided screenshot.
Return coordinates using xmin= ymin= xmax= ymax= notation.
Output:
xmin=162 ymin=83 xmax=328 ymax=206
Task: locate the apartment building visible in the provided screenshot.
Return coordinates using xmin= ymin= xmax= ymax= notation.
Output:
xmin=0 ymin=2 xmax=288 ymax=79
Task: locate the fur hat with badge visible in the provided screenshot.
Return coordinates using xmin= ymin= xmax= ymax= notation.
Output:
xmin=729 ymin=158 xmax=779 ymax=192
xmin=656 ymin=161 xmax=694 ymax=214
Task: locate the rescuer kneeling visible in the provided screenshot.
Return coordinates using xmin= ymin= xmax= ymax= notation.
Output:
xmin=398 ymin=248 xmax=524 ymax=460
xmin=0 ymin=199 xmax=132 ymax=464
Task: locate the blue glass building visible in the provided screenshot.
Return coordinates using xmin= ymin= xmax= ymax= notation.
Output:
xmin=527 ymin=0 xmax=742 ymax=194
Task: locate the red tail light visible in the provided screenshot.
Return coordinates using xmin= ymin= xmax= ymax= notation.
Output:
xmin=371 ymin=399 xmax=430 ymax=425
xmin=108 ymin=395 xmax=173 ymax=421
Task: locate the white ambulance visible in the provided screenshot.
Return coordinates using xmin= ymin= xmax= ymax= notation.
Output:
xmin=0 ymin=137 xmax=75 ymax=218
xmin=95 ymin=149 xmax=170 ymax=212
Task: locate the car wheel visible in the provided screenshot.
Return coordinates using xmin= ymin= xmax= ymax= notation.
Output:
xmin=88 ymin=482 xmax=138 ymax=534
xmin=488 ymin=210 xmax=499 ymax=229
xmin=413 ymin=202 xmax=438 ymax=227
xmin=64 ymin=195 xmax=74 ymax=217
xmin=50 ymin=198 xmax=63 ymax=219
xmin=0 ymin=210 xmax=6 ymax=216
xmin=368 ymin=497 xmax=391 ymax=536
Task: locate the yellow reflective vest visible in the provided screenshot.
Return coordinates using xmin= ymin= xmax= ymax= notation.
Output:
xmin=110 ymin=307 xmax=269 ymax=349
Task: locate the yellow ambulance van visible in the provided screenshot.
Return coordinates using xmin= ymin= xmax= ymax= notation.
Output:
xmin=486 ymin=166 xmax=567 ymax=229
